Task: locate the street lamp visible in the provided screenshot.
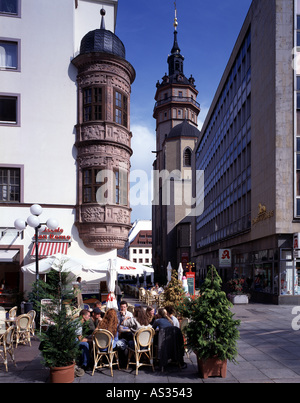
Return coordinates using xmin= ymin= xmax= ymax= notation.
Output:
xmin=14 ymin=204 xmax=59 ymax=282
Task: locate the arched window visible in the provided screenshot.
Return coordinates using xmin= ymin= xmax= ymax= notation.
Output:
xmin=183 ymin=148 xmax=192 ymax=167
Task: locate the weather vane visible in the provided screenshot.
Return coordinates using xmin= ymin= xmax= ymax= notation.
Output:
xmin=174 ymin=1 xmax=178 ymax=31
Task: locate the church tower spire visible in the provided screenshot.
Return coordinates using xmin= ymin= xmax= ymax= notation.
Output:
xmin=168 ymin=2 xmax=184 ymax=76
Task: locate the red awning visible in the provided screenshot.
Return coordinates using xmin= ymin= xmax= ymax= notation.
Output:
xmin=30 ymin=242 xmax=69 ymax=257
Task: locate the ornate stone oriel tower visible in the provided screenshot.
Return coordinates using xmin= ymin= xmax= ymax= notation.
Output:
xmin=72 ymin=10 xmax=136 ymax=251
xmin=152 ymin=5 xmax=200 ymax=276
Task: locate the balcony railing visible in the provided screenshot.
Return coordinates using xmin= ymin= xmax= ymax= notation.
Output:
xmin=154 ymin=96 xmax=200 ymax=109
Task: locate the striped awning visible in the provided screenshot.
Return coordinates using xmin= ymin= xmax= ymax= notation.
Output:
xmin=31 ymin=242 xmax=69 ymax=257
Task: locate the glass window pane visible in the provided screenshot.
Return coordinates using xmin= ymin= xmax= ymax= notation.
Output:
xmin=0 ymin=41 xmax=17 ymax=69
xmin=0 ymin=96 xmax=17 ymax=122
xmin=0 ymin=0 xmax=18 ymax=14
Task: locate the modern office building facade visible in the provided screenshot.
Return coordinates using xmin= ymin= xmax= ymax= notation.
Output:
xmin=0 ymin=0 xmax=136 ymax=299
xmin=193 ymin=0 xmax=300 ymax=304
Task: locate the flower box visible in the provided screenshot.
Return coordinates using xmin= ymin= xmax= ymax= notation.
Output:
xmin=228 ymin=294 xmax=249 ymax=304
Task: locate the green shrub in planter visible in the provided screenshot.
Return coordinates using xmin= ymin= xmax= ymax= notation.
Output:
xmin=177 ymin=265 xmax=240 ymax=363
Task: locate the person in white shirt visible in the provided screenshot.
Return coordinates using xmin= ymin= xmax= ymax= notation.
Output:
xmin=165 ymin=305 xmax=180 ymax=328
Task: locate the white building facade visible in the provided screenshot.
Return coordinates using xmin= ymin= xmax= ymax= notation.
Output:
xmin=0 ymin=0 xmax=136 ymax=299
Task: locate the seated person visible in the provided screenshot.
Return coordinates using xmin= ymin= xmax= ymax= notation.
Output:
xmin=146 ymin=306 xmax=155 ymax=326
xmin=88 ymin=307 xmax=103 ymax=334
xmin=122 ymin=306 xmax=152 ymax=349
xmin=123 ymin=306 xmax=151 ymax=334
xmin=152 ymin=308 xmax=174 ymax=330
xmin=117 ymin=300 xmax=133 ymax=340
xmin=165 ymin=305 xmax=180 ymax=328
xmin=95 ymin=308 xmax=119 ymax=349
xmin=75 ymin=309 xmax=92 ymax=371
xmin=117 ymin=300 xmax=133 ymax=325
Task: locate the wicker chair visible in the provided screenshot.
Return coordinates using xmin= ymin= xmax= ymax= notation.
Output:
xmin=92 ymin=329 xmax=119 ymax=377
xmin=0 ymin=326 xmax=15 ymax=372
xmin=126 ymin=327 xmax=155 ymax=375
xmin=27 ymin=310 xmax=36 ymax=337
xmin=15 ymin=314 xmax=31 ymax=348
xmin=139 ymin=288 xmax=146 ymax=302
xmin=157 ymin=292 xmax=165 ymax=308
xmin=145 ymin=290 xmax=156 ymax=306
xmin=8 ymin=306 xmax=17 ymax=319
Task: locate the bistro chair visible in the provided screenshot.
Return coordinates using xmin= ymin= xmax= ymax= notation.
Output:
xmin=0 ymin=307 xmax=6 ymax=335
xmin=15 ymin=314 xmax=31 ymax=348
xmin=139 ymin=288 xmax=146 ymax=302
xmin=92 ymin=329 xmax=119 ymax=377
xmin=0 ymin=326 xmax=15 ymax=372
xmin=145 ymin=290 xmax=156 ymax=306
xmin=8 ymin=306 xmax=17 ymax=319
xmin=157 ymin=292 xmax=165 ymax=308
xmin=126 ymin=327 xmax=155 ymax=375
xmin=27 ymin=310 xmax=36 ymax=337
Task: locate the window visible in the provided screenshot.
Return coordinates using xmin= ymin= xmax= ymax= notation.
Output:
xmin=183 ymin=148 xmax=192 ymax=167
xmin=114 ymin=90 xmax=128 ymax=127
xmin=0 ymin=0 xmax=19 ymax=16
xmin=115 ymin=169 xmax=128 ymax=206
xmin=0 ymin=167 xmax=20 ymax=202
xmin=297 ymin=15 xmax=300 ymax=47
xmin=0 ymin=40 xmax=19 ymax=70
xmin=83 ymin=87 xmax=103 ymax=122
xmin=82 ymin=168 xmax=128 ymax=205
xmin=0 ymin=94 xmax=19 ymax=125
xmin=83 ymin=168 xmax=106 ymax=203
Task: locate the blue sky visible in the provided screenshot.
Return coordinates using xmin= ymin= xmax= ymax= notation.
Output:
xmin=116 ymin=0 xmax=252 ymax=222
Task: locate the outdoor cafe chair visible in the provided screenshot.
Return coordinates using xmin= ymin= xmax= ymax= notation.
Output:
xmin=0 ymin=326 xmax=15 ymax=372
xmin=126 ymin=327 xmax=155 ymax=375
xmin=15 ymin=314 xmax=31 ymax=348
xmin=92 ymin=329 xmax=119 ymax=377
xmin=8 ymin=306 xmax=17 ymax=319
xmin=27 ymin=310 xmax=36 ymax=337
xmin=0 ymin=307 xmax=6 ymax=335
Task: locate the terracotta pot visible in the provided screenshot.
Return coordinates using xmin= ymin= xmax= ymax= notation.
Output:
xmin=50 ymin=363 xmax=75 ymax=383
xmin=197 ymin=356 xmax=227 ymax=379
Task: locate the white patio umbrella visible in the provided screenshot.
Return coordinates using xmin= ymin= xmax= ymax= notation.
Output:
xmin=167 ymin=261 xmax=172 ymax=284
xmin=178 ymin=262 xmax=183 ymax=282
xmin=105 ymin=258 xmax=118 ymax=309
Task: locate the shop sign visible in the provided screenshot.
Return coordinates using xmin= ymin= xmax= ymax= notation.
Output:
xmin=293 ymin=233 xmax=300 ymax=258
xmin=219 ymin=249 xmax=231 ymax=267
xmin=33 ymin=227 xmax=72 ymax=242
xmin=252 ymin=203 xmax=274 ymax=226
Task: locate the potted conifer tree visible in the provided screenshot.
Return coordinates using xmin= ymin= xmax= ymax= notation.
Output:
xmin=37 ymin=262 xmax=81 ymax=383
xmin=177 ymin=265 xmax=240 ymax=379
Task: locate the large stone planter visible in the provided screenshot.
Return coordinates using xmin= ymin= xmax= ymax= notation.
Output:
xmin=228 ymin=294 xmax=249 ymax=304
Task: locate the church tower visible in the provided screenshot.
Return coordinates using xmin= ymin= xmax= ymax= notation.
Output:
xmin=152 ymin=4 xmax=201 ymax=279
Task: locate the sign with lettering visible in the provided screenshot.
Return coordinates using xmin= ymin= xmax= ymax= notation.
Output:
xmin=186 ymin=272 xmax=195 ymax=296
xmin=294 ymin=233 xmax=300 ymax=258
xmin=219 ymin=249 xmax=232 ymax=267
xmin=34 ymin=227 xmax=72 ymax=242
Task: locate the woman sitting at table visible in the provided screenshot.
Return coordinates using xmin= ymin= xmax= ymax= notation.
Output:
xmin=95 ymin=308 xmax=119 ymax=349
xmin=146 ymin=306 xmax=155 ymax=325
xmin=122 ymin=306 xmax=151 ymax=333
xmin=152 ymin=308 xmax=173 ymax=330
xmin=122 ymin=306 xmax=152 ymax=349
